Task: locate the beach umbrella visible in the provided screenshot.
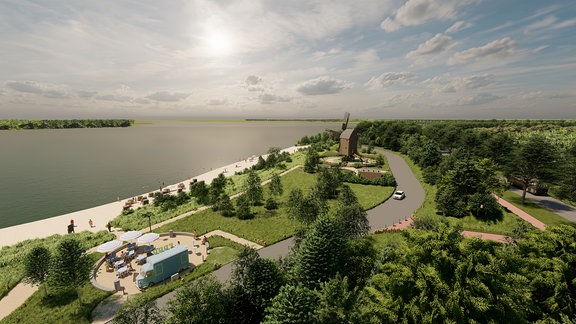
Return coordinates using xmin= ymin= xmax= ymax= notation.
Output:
xmin=120 ymin=230 xmax=142 ymax=241
xmin=97 ymin=240 xmax=123 ymax=253
xmin=137 ymin=232 xmax=160 ymax=244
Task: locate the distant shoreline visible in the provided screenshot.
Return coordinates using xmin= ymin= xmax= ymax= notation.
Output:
xmin=0 ymin=145 xmax=304 ymax=248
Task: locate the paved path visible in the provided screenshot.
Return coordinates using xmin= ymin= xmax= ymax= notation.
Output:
xmin=367 ymin=150 xmax=425 ymax=231
xmin=509 ymin=188 xmax=576 ymax=223
xmin=494 ymin=194 xmax=547 ymax=230
xmin=0 ymin=282 xmax=37 ymax=321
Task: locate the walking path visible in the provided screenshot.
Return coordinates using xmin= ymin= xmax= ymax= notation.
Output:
xmin=493 ymin=194 xmax=547 ymax=230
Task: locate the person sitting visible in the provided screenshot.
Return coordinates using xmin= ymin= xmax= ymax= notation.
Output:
xmin=201 ymin=236 xmax=207 ymax=245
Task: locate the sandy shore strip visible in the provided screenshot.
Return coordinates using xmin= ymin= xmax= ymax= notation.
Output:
xmin=0 ymin=146 xmax=305 ymax=249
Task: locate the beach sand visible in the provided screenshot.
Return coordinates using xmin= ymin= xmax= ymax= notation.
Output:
xmin=0 ymin=145 xmax=304 ymax=248
xmin=0 ymin=145 xmax=304 ymax=321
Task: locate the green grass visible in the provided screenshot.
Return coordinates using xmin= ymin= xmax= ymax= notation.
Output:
xmin=156 ymin=168 xmax=393 ymax=244
xmin=0 ymin=231 xmax=115 ymax=300
xmin=395 ymin=150 xmax=531 ymax=235
xmin=1 ymin=253 xmax=112 ymax=324
xmin=110 ymin=150 xmax=307 ymax=232
xmin=501 ymin=191 xmax=574 ymax=227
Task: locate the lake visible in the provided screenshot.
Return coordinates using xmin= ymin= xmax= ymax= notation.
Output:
xmin=0 ymin=121 xmax=338 ymax=228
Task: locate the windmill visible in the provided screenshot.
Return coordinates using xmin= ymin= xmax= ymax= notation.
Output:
xmin=341 ymin=112 xmax=350 ymax=131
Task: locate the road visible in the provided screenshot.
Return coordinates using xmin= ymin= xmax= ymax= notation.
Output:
xmin=509 ymin=188 xmax=576 ymax=223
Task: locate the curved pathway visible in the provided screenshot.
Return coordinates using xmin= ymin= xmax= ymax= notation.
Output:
xmin=367 ymin=150 xmax=425 ymax=231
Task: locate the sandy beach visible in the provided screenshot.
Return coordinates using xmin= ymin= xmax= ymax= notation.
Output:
xmin=0 ymin=145 xmax=304 ymax=249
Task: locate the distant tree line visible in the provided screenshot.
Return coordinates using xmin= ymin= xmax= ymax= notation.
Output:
xmin=0 ymin=119 xmax=134 ymax=130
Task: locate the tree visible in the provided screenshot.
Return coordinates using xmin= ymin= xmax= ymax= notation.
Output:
xmin=304 ymin=147 xmax=319 ymax=173
xmin=315 ymin=167 xmax=342 ymax=199
xmin=214 ymin=194 xmax=235 ymax=217
xmin=507 ymin=134 xmax=560 ymax=204
xmin=291 ymin=215 xmax=347 ymax=289
xmin=190 ymin=180 xmax=209 ymax=204
xmin=236 ymin=194 xmax=253 ymax=220
xmin=332 ymin=185 xmax=369 ymax=238
xmin=245 ymin=169 xmax=263 ymax=206
xmin=114 ymin=297 xmax=164 ymax=324
xmin=227 ymin=248 xmax=285 ymax=323
xmin=47 ymin=237 xmax=92 ymax=304
xmin=209 ymin=172 xmax=228 ymax=204
xmin=167 ymin=275 xmax=228 ymax=324
xmin=269 ymin=174 xmax=283 ymax=203
xmin=263 ymin=284 xmax=318 ymax=324
xmin=23 ymin=246 xmax=51 ymax=298
xmin=315 ymin=275 xmax=361 ymax=323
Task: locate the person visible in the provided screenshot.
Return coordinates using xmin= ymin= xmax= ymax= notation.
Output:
xmin=67 ymin=223 xmax=74 ymax=234
xmin=201 ymin=236 xmax=207 ymax=245
xmin=193 ymin=230 xmax=198 ymax=240
xmin=106 ymin=222 xmax=112 ymax=232
xmin=89 ymin=219 xmax=94 ymax=228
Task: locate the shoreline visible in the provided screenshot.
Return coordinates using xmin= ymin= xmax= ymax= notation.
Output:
xmin=0 ymin=145 xmax=304 ymax=248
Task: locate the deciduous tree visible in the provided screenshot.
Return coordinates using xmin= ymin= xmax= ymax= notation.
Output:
xmin=23 ymin=246 xmax=51 ymax=298
xmin=47 ymin=237 xmax=91 ymax=304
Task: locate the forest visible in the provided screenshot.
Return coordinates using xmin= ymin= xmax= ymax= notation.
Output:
xmin=0 ymin=119 xmax=134 ymax=130
xmin=111 ymin=119 xmax=576 ymax=323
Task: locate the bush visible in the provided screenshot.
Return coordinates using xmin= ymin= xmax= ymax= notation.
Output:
xmin=265 ymin=198 xmax=278 ymax=210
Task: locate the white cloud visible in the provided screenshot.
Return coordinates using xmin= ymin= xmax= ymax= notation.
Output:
xmin=146 ymin=91 xmax=191 ymax=102
xmin=406 ymin=33 xmax=454 ymax=58
xmin=448 ymin=38 xmax=516 ymax=65
xmin=458 ymin=93 xmax=502 ymax=105
xmin=5 ymin=81 xmax=44 ymax=94
xmin=532 ymin=45 xmax=549 ymax=53
xmin=95 ymin=94 xmax=134 ymax=102
xmin=381 ymin=0 xmax=475 ymax=32
xmin=244 ymin=75 xmax=264 ymax=92
xmin=258 ymin=93 xmax=292 ymax=104
xmin=365 ymin=72 xmax=415 ymax=88
xmin=424 ymin=74 xmax=495 ymax=93
xmin=77 ymin=90 xmax=98 ymax=98
xmin=296 ymin=76 xmax=352 ymax=96
xmin=445 ymin=20 xmax=471 ymax=34
xmin=207 ymin=98 xmax=228 ymax=106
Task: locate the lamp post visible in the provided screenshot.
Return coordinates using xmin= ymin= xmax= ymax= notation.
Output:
xmin=143 ymin=212 xmax=153 ymax=232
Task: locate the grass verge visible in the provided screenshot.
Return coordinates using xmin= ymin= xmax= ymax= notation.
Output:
xmin=501 ymin=191 xmax=574 ymax=227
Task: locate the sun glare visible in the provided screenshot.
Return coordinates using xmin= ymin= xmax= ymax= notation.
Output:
xmin=205 ymin=31 xmax=235 ymax=57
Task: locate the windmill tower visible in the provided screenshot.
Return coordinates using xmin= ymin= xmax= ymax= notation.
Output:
xmin=338 ymin=112 xmax=358 ymax=157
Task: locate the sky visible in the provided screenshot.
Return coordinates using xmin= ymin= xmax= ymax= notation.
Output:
xmin=1 ymin=0 xmax=575 ymax=120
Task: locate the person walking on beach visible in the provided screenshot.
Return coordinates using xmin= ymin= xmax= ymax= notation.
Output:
xmin=106 ymin=222 xmax=112 ymax=232
xmin=89 ymin=219 xmax=94 ymax=228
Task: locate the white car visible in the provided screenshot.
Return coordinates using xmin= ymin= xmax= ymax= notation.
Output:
xmin=392 ymin=190 xmax=405 ymax=200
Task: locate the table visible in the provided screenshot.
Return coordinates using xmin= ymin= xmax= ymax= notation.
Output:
xmin=114 ymin=259 xmax=125 ymax=269
xmin=117 ymin=266 xmax=128 ymax=278
xmin=126 ymin=250 xmax=135 ymax=259
xmin=136 ymin=254 xmax=147 ymax=265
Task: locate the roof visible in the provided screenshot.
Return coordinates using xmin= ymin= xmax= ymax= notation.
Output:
xmin=340 ymin=128 xmax=356 ymax=139
xmin=143 ymin=244 xmax=187 ymax=269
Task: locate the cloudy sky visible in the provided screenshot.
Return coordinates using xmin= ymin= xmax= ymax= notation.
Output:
xmin=1 ymin=0 xmax=575 ymax=119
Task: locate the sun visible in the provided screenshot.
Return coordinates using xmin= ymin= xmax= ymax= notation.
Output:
xmin=204 ymin=31 xmax=235 ymax=57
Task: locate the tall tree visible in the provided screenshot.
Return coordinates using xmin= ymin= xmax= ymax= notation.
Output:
xmin=315 ymin=167 xmax=342 ymax=199
xmin=236 ymin=194 xmax=253 ymax=220
xmin=268 ymin=173 xmax=283 ymax=203
xmin=263 ymin=284 xmax=318 ymax=324
xmin=333 ymin=185 xmax=369 ymax=238
xmin=23 ymin=246 xmax=51 ymax=298
xmin=114 ymin=297 xmax=164 ymax=324
xmin=507 ymin=134 xmax=560 ymax=204
xmin=227 ymin=248 xmax=284 ymax=324
xmin=245 ymin=169 xmax=263 ymax=205
xmin=304 ymin=147 xmax=319 ymax=173
xmin=291 ymin=215 xmax=347 ymax=289
xmin=47 ymin=237 xmax=91 ymax=304
xmin=315 ymin=275 xmax=361 ymax=323
xmin=167 ymin=275 xmax=228 ymax=324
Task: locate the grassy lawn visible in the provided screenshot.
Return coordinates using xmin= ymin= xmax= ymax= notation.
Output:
xmin=2 ymin=253 xmax=112 ymax=324
xmin=501 ymin=191 xmax=574 ymax=227
xmin=156 ymin=168 xmax=393 ymax=244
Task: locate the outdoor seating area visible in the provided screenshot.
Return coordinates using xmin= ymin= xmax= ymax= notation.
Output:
xmin=93 ymin=231 xmax=208 ymax=295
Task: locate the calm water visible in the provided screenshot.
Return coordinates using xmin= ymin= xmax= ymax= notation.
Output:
xmin=0 ymin=121 xmax=337 ymax=228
